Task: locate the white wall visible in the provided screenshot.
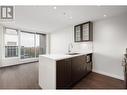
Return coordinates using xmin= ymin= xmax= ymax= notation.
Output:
xmin=50 ymin=26 xmax=93 ymax=54
xmin=93 ymin=13 xmax=127 ymax=80
xmin=50 ymin=26 xmax=73 ymax=54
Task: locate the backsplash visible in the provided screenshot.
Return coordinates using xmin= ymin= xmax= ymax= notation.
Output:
xmin=72 ymin=42 xmax=93 ymax=53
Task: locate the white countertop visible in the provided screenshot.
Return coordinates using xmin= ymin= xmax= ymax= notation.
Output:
xmin=40 ymin=52 xmax=92 ymax=61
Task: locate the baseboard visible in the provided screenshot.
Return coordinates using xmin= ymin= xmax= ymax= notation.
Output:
xmin=92 ymin=69 xmax=124 ymax=80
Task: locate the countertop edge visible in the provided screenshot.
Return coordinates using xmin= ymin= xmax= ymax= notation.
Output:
xmin=39 ymin=52 xmax=92 ymax=61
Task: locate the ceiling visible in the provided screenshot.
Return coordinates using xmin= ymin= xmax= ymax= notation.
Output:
xmin=1 ymin=6 xmax=127 ymax=33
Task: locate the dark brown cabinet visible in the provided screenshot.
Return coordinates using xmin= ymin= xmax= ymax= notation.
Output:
xmin=74 ymin=21 xmax=93 ymax=42
xmin=56 ymin=54 xmax=92 ymax=89
xmin=74 ymin=25 xmax=82 ymax=42
xmin=72 ymin=55 xmax=87 ymax=83
xmin=56 ymin=58 xmax=72 ymax=89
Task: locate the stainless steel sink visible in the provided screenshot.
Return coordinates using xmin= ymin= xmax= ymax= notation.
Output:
xmin=66 ymin=53 xmax=80 ymax=55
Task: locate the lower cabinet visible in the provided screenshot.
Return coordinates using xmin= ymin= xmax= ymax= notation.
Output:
xmin=56 ymin=54 xmax=92 ymax=89
xmin=71 ymin=55 xmax=87 ymax=83
xmin=56 ymin=58 xmax=72 ymax=89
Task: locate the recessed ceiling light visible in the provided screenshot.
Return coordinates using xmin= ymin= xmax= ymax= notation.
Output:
xmin=53 ymin=7 xmax=57 ymax=9
xmin=104 ymin=14 xmax=107 ymax=17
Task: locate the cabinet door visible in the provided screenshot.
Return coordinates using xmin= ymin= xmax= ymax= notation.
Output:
xmin=72 ymin=55 xmax=86 ymax=83
xmin=82 ymin=55 xmax=87 ymax=76
xmin=74 ymin=25 xmax=81 ymax=42
xmin=74 ymin=22 xmax=93 ymax=42
xmin=56 ymin=58 xmax=72 ymax=89
xmin=82 ymin=23 xmax=90 ymax=41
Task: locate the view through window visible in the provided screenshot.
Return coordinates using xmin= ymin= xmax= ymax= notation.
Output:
xmin=4 ymin=28 xmax=46 ymax=59
xmin=20 ymin=31 xmax=35 ymax=59
xmin=36 ymin=33 xmax=46 ymax=57
xmin=5 ymin=28 xmax=18 ymax=57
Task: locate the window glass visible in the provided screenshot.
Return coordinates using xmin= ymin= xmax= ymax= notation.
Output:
xmin=4 ymin=28 xmax=46 ymax=59
xmin=5 ymin=28 xmax=18 ymax=57
xmin=20 ymin=32 xmax=35 ymax=59
xmin=36 ymin=34 xmax=46 ymax=57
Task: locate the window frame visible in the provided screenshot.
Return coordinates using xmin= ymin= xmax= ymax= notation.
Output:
xmin=4 ymin=27 xmax=19 ymax=58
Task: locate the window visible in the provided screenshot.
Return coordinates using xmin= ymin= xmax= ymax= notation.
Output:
xmin=4 ymin=27 xmax=46 ymax=59
xmin=20 ymin=31 xmax=35 ymax=59
xmin=36 ymin=33 xmax=46 ymax=57
xmin=5 ymin=28 xmax=18 ymax=57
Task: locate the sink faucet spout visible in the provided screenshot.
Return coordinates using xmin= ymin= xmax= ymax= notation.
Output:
xmin=68 ymin=43 xmax=73 ymax=53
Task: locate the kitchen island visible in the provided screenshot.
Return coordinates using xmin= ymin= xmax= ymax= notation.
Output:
xmin=39 ymin=52 xmax=92 ymax=89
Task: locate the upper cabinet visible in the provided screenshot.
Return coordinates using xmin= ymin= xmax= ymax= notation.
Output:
xmin=74 ymin=21 xmax=93 ymax=42
xmin=74 ymin=25 xmax=81 ymax=42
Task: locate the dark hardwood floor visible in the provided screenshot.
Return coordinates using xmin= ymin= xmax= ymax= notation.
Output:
xmin=0 ymin=62 xmax=41 ymax=89
xmin=0 ymin=62 xmax=125 ymax=89
xmin=73 ymin=72 xmax=125 ymax=89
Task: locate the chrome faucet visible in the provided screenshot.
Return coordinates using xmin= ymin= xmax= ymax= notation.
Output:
xmin=68 ymin=43 xmax=73 ymax=53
